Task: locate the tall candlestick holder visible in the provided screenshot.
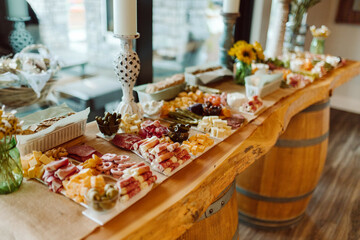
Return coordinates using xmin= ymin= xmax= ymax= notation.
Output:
xmin=7 ymin=16 xmax=34 ymax=53
xmin=113 ymin=33 xmax=143 ymax=118
xmin=219 ymin=12 xmax=240 ymax=70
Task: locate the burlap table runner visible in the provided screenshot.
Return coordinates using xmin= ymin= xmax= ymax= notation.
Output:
xmin=0 ymin=82 xmax=299 ymax=240
xmin=0 ymin=180 xmax=98 ymax=240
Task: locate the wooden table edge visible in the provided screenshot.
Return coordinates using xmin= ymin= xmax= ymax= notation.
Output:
xmin=82 ymin=61 xmax=360 ymax=240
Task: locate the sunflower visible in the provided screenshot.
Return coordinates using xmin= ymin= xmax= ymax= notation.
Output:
xmin=253 ymin=41 xmax=265 ymax=61
xmin=228 ymin=40 xmax=247 ymax=57
xmin=235 ymin=44 xmax=256 ymax=65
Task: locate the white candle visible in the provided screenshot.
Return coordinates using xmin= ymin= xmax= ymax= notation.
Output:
xmin=223 ymin=0 xmax=241 ymax=13
xmin=5 ymin=0 xmax=29 ymax=19
xmin=113 ymin=0 xmax=137 ymax=36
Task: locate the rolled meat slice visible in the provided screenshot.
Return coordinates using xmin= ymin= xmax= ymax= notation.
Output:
xmin=153 ymin=142 xmax=169 ymax=154
xmin=176 ymin=149 xmax=189 ymax=159
xmin=145 ymin=176 xmax=157 ymax=185
xmin=51 ymin=178 xmax=63 ymax=193
xmin=133 ymin=139 xmax=147 ymax=151
xmin=121 ymin=186 xmax=141 ymax=201
xmin=181 ymin=154 xmax=192 ymax=162
xmin=120 ymin=181 xmax=140 ymax=195
xmin=139 ymin=136 xmax=159 ymax=153
xmin=167 ymin=142 xmax=180 ymax=152
xmin=45 ymin=158 xmax=69 ymax=171
xmin=55 ymin=164 xmax=79 ymax=180
xmin=154 ymin=151 xmax=174 ymax=163
xmin=117 ymin=176 xmax=136 ymax=188
xmin=134 ymin=171 xmax=153 ymax=182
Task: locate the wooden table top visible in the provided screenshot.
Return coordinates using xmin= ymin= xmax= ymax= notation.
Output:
xmin=65 ymin=61 xmax=360 ymax=240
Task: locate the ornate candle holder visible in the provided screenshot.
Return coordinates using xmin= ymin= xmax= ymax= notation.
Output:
xmin=7 ymin=16 xmax=34 ymax=53
xmin=113 ymin=33 xmax=143 ymax=118
xmin=219 ymin=12 xmax=240 ymax=70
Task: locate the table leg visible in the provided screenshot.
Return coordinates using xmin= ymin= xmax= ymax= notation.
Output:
xmin=236 ymin=99 xmax=330 ymax=229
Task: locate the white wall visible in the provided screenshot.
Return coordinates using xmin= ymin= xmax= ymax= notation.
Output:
xmin=250 ymin=0 xmax=272 ymax=47
xmin=306 ymin=0 xmax=360 ymax=114
xmin=255 ymin=0 xmax=360 ymax=113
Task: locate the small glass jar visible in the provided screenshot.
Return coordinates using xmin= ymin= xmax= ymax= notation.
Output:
xmin=0 ymin=137 xmax=23 ymax=194
xmin=310 ymin=37 xmax=325 ymax=54
xmin=233 ymin=59 xmax=252 ymax=85
xmin=97 ymin=123 xmax=120 ymax=137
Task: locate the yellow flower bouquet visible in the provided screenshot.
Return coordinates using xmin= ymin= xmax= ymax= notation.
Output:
xmin=228 ymin=41 xmax=264 ymax=85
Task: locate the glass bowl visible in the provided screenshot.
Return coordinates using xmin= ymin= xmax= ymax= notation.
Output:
xmin=85 ymin=190 xmax=119 ymax=212
xmin=97 ymin=123 xmax=120 ymax=136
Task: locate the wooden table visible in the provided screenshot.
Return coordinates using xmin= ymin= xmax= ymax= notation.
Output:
xmin=63 ymin=61 xmax=360 ymax=240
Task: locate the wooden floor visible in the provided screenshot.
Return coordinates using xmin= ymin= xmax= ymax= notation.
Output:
xmin=237 ymin=108 xmax=360 ymax=240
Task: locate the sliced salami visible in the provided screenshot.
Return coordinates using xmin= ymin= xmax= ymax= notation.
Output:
xmin=226 ymin=114 xmax=245 ymax=129
xmin=68 ymin=151 xmax=102 ymax=162
xmin=67 ymin=144 xmax=96 ymax=157
xmin=112 ymin=133 xmax=143 ymax=150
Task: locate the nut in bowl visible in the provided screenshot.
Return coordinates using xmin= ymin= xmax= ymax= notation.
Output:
xmin=85 ymin=182 xmax=119 ymax=213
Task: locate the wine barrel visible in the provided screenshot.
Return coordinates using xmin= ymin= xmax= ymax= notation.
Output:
xmin=236 ymin=99 xmax=330 ymax=229
xmin=178 ymin=181 xmax=239 ymax=240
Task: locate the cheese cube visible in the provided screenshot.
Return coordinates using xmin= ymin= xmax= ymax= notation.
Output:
xmin=32 ymin=151 xmax=42 ymax=161
xmin=39 ymin=154 xmax=52 ymax=165
xmin=198 ymin=145 xmax=206 ymax=152
xmin=82 ymin=176 xmax=91 ymax=188
xmin=36 ymin=165 xmax=45 ymax=179
xmin=210 ymin=127 xmax=218 ymax=137
xmin=27 ymin=166 xmax=37 ymax=178
xmin=133 ymin=119 xmax=142 ymax=125
xmin=212 ymin=119 xmax=227 ymax=128
xmin=130 ymin=125 xmax=139 ymax=133
xmin=28 ymin=158 xmax=39 ymax=168
xmin=21 ymin=159 xmax=30 ymax=171
xmin=21 ymin=153 xmax=34 ymax=162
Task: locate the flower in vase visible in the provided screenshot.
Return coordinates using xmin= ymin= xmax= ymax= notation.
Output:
xmin=229 ymin=43 xmax=256 ymax=65
xmin=253 ymin=41 xmax=265 ymax=62
xmin=228 ymin=40 xmax=265 ymax=85
xmin=310 ymin=25 xmax=331 ymax=38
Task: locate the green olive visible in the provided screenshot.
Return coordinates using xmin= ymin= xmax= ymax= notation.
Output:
xmin=104 ymin=184 xmax=115 ymax=192
xmin=106 ymin=188 xmax=119 ymax=199
xmin=87 ymin=189 xmax=101 ymax=201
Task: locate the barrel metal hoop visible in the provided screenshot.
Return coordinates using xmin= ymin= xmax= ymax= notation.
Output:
xmin=236 ymin=186 xmax=314 ymax=203
xmin=238 ymin=210 xmax=305 ymax=229
xmin=275 ymin=131 xmax=329 ymax=148
xmin=301 ymin=100 xmax=330 ymax=113
xmin=198 ymin=181 xmax=235 ymax=221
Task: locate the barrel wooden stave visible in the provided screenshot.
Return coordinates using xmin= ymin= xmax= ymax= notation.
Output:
xmin=178 ymin=182 xmax=239 ymax=240
xmin=236 ymin=99 xmax=329 ymax=228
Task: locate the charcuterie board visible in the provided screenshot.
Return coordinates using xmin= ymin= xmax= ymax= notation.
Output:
xmin=18 ymin=52 xmax=347 ymax=225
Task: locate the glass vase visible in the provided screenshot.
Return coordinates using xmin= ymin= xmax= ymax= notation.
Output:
xmin=0 ymin=137 xmax=23 ymax=194
xmin=283 ymin=13 xmax=308 ymax=53
xmin=310 ymin=37 xmax=325 ymax=54
xmin=233 ymin=60 xmax=252 ymax=85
